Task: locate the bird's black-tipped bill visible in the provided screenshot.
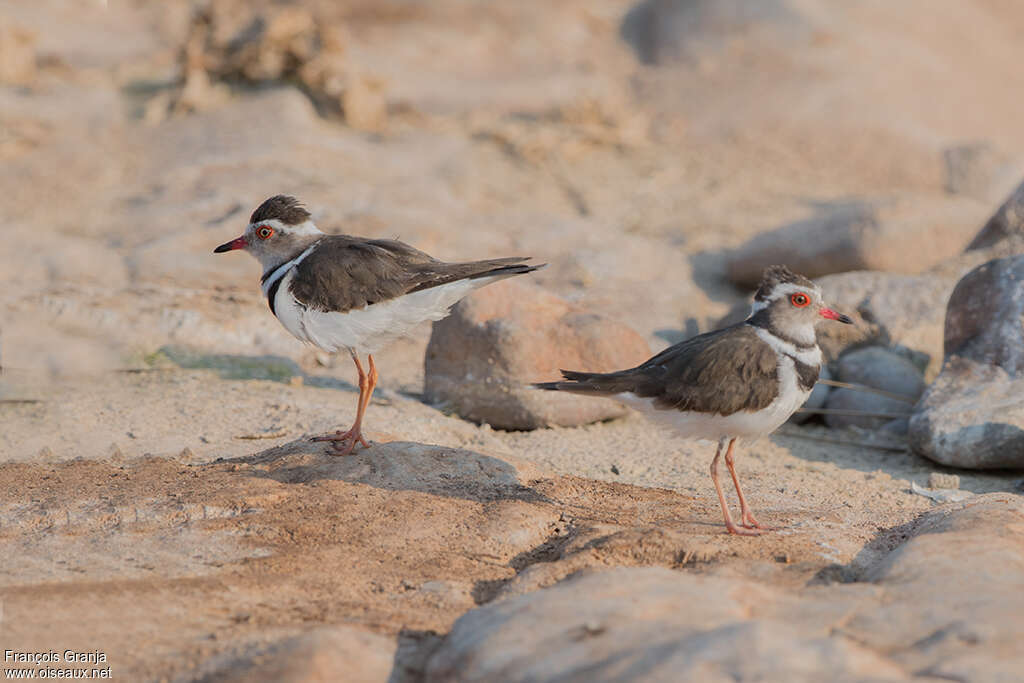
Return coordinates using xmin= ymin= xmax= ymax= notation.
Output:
xmin=214 ymin=236 xmax=247 ymax=253
xmin=821 ymin=308 xmax=853 ymax=324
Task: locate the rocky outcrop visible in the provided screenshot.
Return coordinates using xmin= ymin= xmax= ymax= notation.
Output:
xmin=424 ymin=279 xmax=651 ymax=430
xmin=426 ymin=496 xmax=1024 ymax=682
xmin=965 ymin=178 xmax=1024 ymax=250
xmin=930 ymin=176 xmax=1024 ymax=279
xmin=814 ymin=270 xmax=956 ymax=376
xmin=724 ymin=195 xmax=987 ymax=288
xmin=715 ymin=270 xmax=955 ymax=375
xmin=910 ymin=256 xmax=1024 ymax=468
xmin=172 ymin=0 xmax=385 ymax=129
xmin=823 ymin=346 xmax=923 ymax=431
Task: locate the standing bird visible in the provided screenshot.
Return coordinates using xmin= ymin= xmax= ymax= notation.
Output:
xmin=535 ymin=265 xmax=852 ymax=535
xmin=215 ymin=195 xmax=541 ymax=454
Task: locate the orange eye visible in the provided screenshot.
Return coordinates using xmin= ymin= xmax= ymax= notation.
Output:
xmin=257 ymin=226 xmax=274 ymax=239
xmin=791 ymin=293 xmax=810 ymax=308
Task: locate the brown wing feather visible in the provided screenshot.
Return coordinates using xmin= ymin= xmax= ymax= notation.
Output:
xmin=536 ymin=325 xmax=781 ymax=416
xmin=288 ymin=235 xmax=534 ymax=312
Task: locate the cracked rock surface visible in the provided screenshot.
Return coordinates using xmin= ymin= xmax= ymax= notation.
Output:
xmin=5 ymin=0 xmax=1024 ymax=680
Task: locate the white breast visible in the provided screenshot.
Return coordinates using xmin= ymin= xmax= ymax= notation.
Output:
xmin=272 ymin=273 xmax=501 ymax=354
xmin=615 ymin=353 xmax=812 ymax=442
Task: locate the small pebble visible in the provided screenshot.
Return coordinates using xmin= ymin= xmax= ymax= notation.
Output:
xmin=928 ymin=472 xmax=960 ymax=490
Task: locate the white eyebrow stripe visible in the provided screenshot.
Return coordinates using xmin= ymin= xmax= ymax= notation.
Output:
xmin=248 ymin=218 xmax=324 ymax=238
xmin=769 ymin=282 xmax=820 ymax=299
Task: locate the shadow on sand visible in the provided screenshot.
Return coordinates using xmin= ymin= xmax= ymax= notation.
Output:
xmin=219 ymin=437 xmax=552 ymax=505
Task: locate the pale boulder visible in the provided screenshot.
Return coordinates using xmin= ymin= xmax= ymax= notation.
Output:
xmin=725 ymin=195 xmax=988 ymax=288
xmin=424 ymin=279 xmax=651 ymax=430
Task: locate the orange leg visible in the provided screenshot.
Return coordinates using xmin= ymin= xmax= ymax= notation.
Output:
xmin=311 ymin=350 xmax=375 ymax=455
xmin=710 ymin=438 xmax=765 ymax=536
xmin=724 ymin=438 xmax=770 ymax=530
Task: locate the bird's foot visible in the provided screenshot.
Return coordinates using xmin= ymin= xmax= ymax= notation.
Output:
xmin=740 ymin=512 xmax=772 ymax=531
xmin=310 ymin=428 xmax=370 ymax=456
xmin=724 ymin=520 xmax=768 ymax=536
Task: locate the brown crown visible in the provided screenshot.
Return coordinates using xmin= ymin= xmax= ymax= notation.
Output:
xmin=753 ymin=265 xmax=815 ymax=301
xmin=250 ymin=195 xmax=311 ymax=226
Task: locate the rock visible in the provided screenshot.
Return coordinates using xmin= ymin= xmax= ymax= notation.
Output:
xmin=928 ymin=472 xmax=960 ymax=489
xmin=929 ymin=177 xmax=1024 ymax=280
xmin=823 ymin=346 xmax=923 ymax=430
xmin=725 ymin=202 xmax=877 ymax=287
xmin=910 ymin=256 xmax=1024 ymax=468
xmin=715 ymin=269 xmax=946 ymax=372
xmin=619 ymin=0 xmax=805 ymax=66
xmin=204 ymin=625 xmax=396 ymax=682
xmin=965 ymin=177 xmax=1024 ymax=250
xmin=174 ymin=66 xmax=231 ymax=114
xmin=910 ymin=359 xmax=1024 ymax=469
xmin=943 ymin=257 xmax=1024 ymax=371
xmin=424 ymin=279 xmax=651 ymax=430
xmin=0 ymin=25 xmax=36 ymax=86
xmin=725 ymin=195 xmax=987 ymax=288
xmin=942 ymin=141 xmax=1016 ymax=201
xmin=850 ymin=496 xmax=1024 ymax=682
xmin=814 ymin=271 xmax=956 ymax=377
xmin=174 ymin=0 xmax=361 ymax=118
xmin=824 ymin=387 xmax=913 ymax=432
xmin=909 ymin=480 xmax=972 ymax=503
xmin=428 ymin=497 xmax=1024 ymax=681
xmin=837 ymin=346 xmax=926 ymax=399
xmin=342 ymin=75 xmax=388 ymax=133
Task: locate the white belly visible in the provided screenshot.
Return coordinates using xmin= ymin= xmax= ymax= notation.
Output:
xmin=273 ymin=272 xmax=491 ymax=354
xmin=616 ymin=355 xmax=811 ymax=442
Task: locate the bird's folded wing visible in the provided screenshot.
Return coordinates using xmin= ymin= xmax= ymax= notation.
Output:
xmin=556 ymin=325 xmax=781 ymax=416
xmin=288 ymin=235 xmax=532 ymax=313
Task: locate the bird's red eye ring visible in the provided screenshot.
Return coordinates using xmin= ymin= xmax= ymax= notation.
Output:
xmin=257 ymin=226 xmax=274 ymax=239
xmin=791 ymin=293 xmax=810 ymax=308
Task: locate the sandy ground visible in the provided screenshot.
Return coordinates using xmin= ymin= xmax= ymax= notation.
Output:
xmin=2 ymin=0 xmax=1024 ymax=680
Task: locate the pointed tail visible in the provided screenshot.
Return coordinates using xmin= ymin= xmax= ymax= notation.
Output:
xmin=532 ymin=369 xmax=626 ymax=396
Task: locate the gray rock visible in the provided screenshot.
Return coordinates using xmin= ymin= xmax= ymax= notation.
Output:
xmin=824 ymin=387 xmax=914 ymax=431
xmin=943 ymin=257 xmax=1024 ymax=371
xmin=426 ymin=566 xmax=899 ymax=682
xmin=928 ymin=177 xmax=1024 ymax=280
xmin=823 ymin=346 xmax=924 ymax=430
xmin=965 ymin=177 xmax=1024 ymax=250
xmin=837 ymin=346 xmax=926 ymax=399
xmin=619 ymin=0 xmax=804 ymax=66
xmin=425 ymin=496 xmax=1024 ymax=682
xmin=851 ymin=496 xmax=1024 ymax=681
xmin=928 ymin=472 xmax=960 ymax=489
xmin=725 ymin=195 xmax=987 ymax=288
xmin=424 ymin=279 xmax=651 ymax=430
xmin=725 ymin=202 xmax=877 ymax=287
xmin=815 ymin=271 xmax=956 ymax=377
xmin=910 ymin=359 xmax=1024 ymax=468
xmin=714 ymin=270 xmax=949 ymax=373
xmin=910 ymin=256 xmax=1024 ymax=468
xmin=942 ymin=141 xmax=1017 ymax=201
